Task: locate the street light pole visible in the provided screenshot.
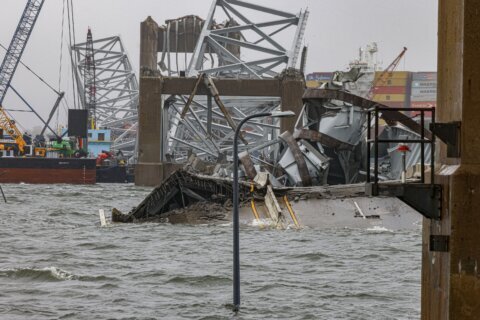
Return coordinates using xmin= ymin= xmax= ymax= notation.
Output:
xmin=232 ymin=111 xmax=295 ymax=312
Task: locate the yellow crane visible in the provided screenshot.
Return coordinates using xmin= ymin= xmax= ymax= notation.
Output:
xmin=0 ymin=105 xmax=26 ymax=154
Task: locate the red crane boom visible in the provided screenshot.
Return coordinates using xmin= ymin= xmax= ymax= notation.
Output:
xmin=366 ymin=47 xmax=407 ymax=100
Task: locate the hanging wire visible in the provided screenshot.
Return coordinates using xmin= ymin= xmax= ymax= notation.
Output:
xmin=66 ymin=0 xmax=77 ymax=110
xmin=0 ymin=43 xmax=59 ymax=95
xmin=69 ymin=0 xmax=81 ymax=109
xmin=58 ymin=0 xmax=66 ymax=92
xmin=70 ymin=0 xmax=77 ymax=49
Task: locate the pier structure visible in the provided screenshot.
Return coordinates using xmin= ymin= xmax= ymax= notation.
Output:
xmin=421 ymin=0 xmax=480 ymax=318
xmin=136 ymin=1 xmax=309 ymax=186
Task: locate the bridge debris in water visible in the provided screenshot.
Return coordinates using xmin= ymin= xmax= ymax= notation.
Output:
xmin=112 ymin=167 xmax=421 ymax=230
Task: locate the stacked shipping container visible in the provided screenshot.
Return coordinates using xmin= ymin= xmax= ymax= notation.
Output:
xmin=371 ymin=71 xmax=411 ymax=109
xmin=306 ymin=72 xmax=333 ymax=88
xmin=410 ymin=72 xmax=436 ymax=117
xmin=305 ymin=71 xmax=437 ymax=118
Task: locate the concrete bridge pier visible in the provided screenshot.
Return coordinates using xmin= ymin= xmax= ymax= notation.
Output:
xmin=134 ymin=16 xmax=305 ymax=187
xmin=422 ymin=1 xmax=480 ymax=318
xmin=135 ymin=17 xmax=164 ymax=186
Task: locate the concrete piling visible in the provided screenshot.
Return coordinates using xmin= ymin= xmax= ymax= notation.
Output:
xmin=421 ymin=1 xmax=480 ymax=318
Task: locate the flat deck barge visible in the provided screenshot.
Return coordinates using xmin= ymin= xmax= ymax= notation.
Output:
xmin=0 ymin=157 xmax=96 ymax=184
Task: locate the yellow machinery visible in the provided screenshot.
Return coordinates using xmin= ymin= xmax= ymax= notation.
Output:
xmin=0 ymin=105 xmax=26 ymax=154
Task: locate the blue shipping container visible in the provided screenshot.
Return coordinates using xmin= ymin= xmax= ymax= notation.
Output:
xmin=412 ymin=80 xmax=437 ymax=88
xmin=412 ymin=72 xmax=437 ymax=81
xmin=306 ymin=72 xmax=333 ymax=81
xmin=411 ymin=88 xmax=437 ymax=95
xmin=411 ymin=94 xmax=437 ymax=102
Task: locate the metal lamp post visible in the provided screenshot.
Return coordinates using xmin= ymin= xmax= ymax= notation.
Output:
xmin=232 ymin=110 xmax=295 ymax=312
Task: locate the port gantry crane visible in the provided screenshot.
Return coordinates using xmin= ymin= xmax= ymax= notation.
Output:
xmin=0 ymin=0 xmax=45 ymax=154
xmin=366 ymin=47 xmax=408 ymax=100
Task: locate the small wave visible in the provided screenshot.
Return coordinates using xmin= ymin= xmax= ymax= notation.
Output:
xmin=292 ymin=238 xmax=312 ymax=243
xmin=218 ymin=222 xmax=232 ymax=227
xmin=360 ymin=253 xmax=382 ymax=259
xmin=0 ymin=267 xmax=76 ymax=281
xmin=0 ymin=267 xmax=116 ymax=283
xmin=92 ymin=244 xmax=121 ymax=250
xmin=79 ymin=274 xmax=118 ymax=282
xmin=166 ymin=274 xmax=230 ymax=286
xmin=98 ymin=283 xmax=119 ymax=289
xmin=366 ymin=226 xmax=394 ymax=233
xmin=292 ymin=252 xmax=329 ymax=261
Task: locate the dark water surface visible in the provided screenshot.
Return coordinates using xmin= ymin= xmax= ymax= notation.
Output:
xmin=0 ymin=184 xmax=421 ymax=319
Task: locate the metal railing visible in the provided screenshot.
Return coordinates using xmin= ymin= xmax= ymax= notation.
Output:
xmin=366 ymin=106 xmax=436 ymax=193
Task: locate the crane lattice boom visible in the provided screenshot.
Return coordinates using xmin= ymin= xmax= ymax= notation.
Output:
xmin=0 ymin=0 xmax=45 ymax=105
xmin=366 ymin=47 xmax=408 ymax=100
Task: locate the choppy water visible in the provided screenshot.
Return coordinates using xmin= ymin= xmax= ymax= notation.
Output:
xmin=0 ymin=184 xmax=421 ymax=319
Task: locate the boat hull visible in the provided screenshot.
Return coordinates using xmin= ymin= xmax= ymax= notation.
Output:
xmin=0 ymin=157 xmax=96 ymax=184
xmin=96 ymin=165 xmax=127 ymax=183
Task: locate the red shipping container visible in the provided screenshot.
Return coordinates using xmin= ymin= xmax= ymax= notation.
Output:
xmin=410 ymin=101 xmax=435 ymax=118
xmin=372 ymin=86 xmax=407 ymax=94
xmin=411 ymin=101 xmax=436 ymax=108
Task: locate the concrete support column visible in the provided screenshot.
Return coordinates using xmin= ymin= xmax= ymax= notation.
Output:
xmin=140 ymin=17 xmax=159 ymax=71
xmin=280 ymin=71 xmax=305 ymax=133
xmin=135 ymin=77 xmax=163 ymax=186
xmin=136 ymin=17 xmax=163 ymax=186
xmin=421 ymin=1 xmax=480 ymax=318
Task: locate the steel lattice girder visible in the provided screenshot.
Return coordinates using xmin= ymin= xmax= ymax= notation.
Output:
xmin=72 ymin=36 xmax=139 ymax=157
xmin=164 ymin=0 xmax=308 ymax=164
xmin=186 ymin=0 xmax=309 ymax=78
xmin=165 ymin=95 xmax=281 ymax=162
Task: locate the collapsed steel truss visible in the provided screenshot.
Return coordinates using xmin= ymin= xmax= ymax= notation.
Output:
xmin=69 ymin=1 xmax=308 ymax=163
xmin=165 ymin=95 xmax=281 ymax=162
xmin=164 ymin=0 xmax=309 ymax=162
xmin=187 ymin=0 xmax=309 ymax=78
xmin=72 ymin=36 xmax=138 ymax=158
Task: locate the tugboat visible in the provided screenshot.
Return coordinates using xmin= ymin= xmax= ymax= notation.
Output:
xmin=95 ymin=150 xmax=128 ymax=183
xmin=86 ymin=129 xmax=133 ymax=183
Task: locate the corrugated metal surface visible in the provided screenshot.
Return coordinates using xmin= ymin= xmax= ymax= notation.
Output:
xmin=372 ymin=86 xmax=407 ymax=94
xmin=412 ymin=80 xmax=437 ymax=88
xmin=411 ymin=88 xmax=437 ymax=95
xmin=373 ymin=94 xmax=407 ymax=102
xmin=412 ymin=72 xmax=437 ymax=81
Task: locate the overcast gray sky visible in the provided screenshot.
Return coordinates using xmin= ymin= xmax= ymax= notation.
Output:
xmin=0 ymin=0 xmax=438 ymax=131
